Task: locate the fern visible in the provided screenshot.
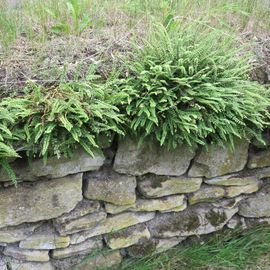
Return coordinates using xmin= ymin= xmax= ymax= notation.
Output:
xmin=0 ymin=67 xmax=125 ymax=184
xmin=117 ymin=22 xmax=270 ymax=149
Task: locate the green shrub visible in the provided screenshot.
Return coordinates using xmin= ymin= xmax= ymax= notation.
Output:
xmin=118 ymin=23 xmax=270 ymax=148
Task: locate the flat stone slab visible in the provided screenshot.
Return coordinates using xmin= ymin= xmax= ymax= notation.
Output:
xmin=0 ymin=222 xmax=42 ymax=244
xmin=205 ymin=174 xmax=258 ymax=186
xmin=74 ymin=250 xmax=122 ymax=270
xmin=189 ymin=186 xmax=225 ymax=205
xmin=105 ymin=224 xmax=151 ymax=249
xmin=4 ymin=245 xmax=49 ymax=262
xmin=51 ymin=238 xmax=103 ymax=259
xmin=148 ymin=204 xmax=238 ymax=238
xmin=225 ymin=182 xmax=259 ymax=198
xmin=113 ymin=138 xmax=195 ymax=176
xmin=19 ymin=224 xmax=70 ymax=250
xmin=239 ymin=184 xmax=270 ymax=217
xmin=84 ymin=170 xmax=136 ymax=205
xmin=0 ymin=174 xmax=82 ymax=228
xmin=188 ymin=140 xmax=249 ymax=178
xmin=0 ymin=149 xmax=104 ymax=182
xmin=0 ymin=258 xmax=54 ymax=270
xmin=104 ymin=203 xmax=133 ymax=215
xmin=69 ymin=212 xmax=155 ymax=244
xmin=55 ymin=211 xmax=107 ymax=235
xmin=138 ymin=175 xmax=202 ymax=198
xmin=248 ymin=149 xmax=270 ymax=169
xmin=105 ymin=195 xmax=187 ymax=214
xmin=55 ymin=200 xmax=100 ymax=225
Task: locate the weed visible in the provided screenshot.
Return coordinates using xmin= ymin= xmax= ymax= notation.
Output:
xmin=45 ymin=0 xmax=92 ymax=35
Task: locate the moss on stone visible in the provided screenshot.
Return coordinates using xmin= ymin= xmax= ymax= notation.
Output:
xmin=205 ymin=210 xmax=227 ymax=227
xmin=127 ymin=238 xmax=157 ymax=258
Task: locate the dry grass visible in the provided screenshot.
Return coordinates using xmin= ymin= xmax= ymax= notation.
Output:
xmin=0 ymin=0 xmax=269 ymax=96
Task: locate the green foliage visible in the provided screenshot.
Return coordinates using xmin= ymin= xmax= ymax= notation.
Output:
xmin=0 ymin=7 xmax=17 ymax=48
xmin=0 ymin=68 xmax=124 ymax=178
xmin=0 ymin=106 xmax=19 ymax=185
xmin=45 ymin=0 xmax=91 ymax=35
xmin=0 ymin=107 xmax=19 ymax=159
xmin=1 ymin=20 xmax=270 ymax=184
xmin=117 ymin=23 xmax=270 ymax=149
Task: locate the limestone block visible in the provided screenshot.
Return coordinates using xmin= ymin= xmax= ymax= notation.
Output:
xmin=225 ymin=182 xmax=259 ymax=198
xmin=55 ymin=211 xmax=107 ymax=235
xmin=55 ymin=200 xmax=100 ymax=224
xmin=148 ymin=204 xmax=238 ymax=238
xmin=205 ymin=174 xmax=258 ymax=186
xmin=73 ymin=250 xmax=122 ymax=270
xmin=248 ymin=149 xmax=270 ymax=169
xmin=105 ymin=224 xmax=151 ymax=249
xmin=188 ymin=140 xmax=249 ymax=178
xmin=189 ymin=186 xmax=226 ymax=205
xmin=19 ymin=224 xmax=70 ymax=250
xmin=105 ymin=195 xmax=187 ymax=214
xmin=113 ymin=138 xmax=195 ymax=176
xmin=138 ymin=175 xmax=202 ymax=198
xmin=239 ymin=184 xmax=270 ymax=217
xmin=4 ymin=245 xmax=49 ymax=262
xmin=51 ymin=238 xmax=103 ymax=259
xmin=0 ymin=149 xmax=104 ymax=182
xmin=84 ymin=170 xmax=136 ymax=205
xmin=104 ymin=204 xmax=133 ymax=215
xmin=0 ymin=222 xmax=42 ymax=244
xmin=0 ymin=258 xmax=54 ymax=270
xmin=0 ymin=174 xmax=82 ymax=228
xmin=69 ymin=212 xmax=155 ymax=244
xmin=127 ymin=237 xmax=185 ymax=257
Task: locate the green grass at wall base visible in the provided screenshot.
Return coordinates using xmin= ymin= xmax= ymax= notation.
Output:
xmin=116 ymin=227 xmax=270 ymax=270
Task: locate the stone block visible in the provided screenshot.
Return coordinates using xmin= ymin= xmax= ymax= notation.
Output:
xmin=55 ymin=211 xmax=107 ymax=235
xmin=148 ymin=204 xmax=238 ymax=238
xmin=105 ymin=224 xmax=150 ymax=249
xmin=69 ymin=212 xmax=155 ymax=244
xmin=189 ymin=140 xmax=249 ymax=178
xmin=19 ymin=224 xmax=70 ymax=250
xmin=4 ymin=245 xmax=49 ymax=262
xmin=113 ymin=138 xmax=195 ymax=176
xmin=84 ymin=170 xmax=136 ymax=205
xmin=138 ymin=175 xmax=202 ymax=198
xmin=51 ymin=238 xmax=103 ymax=259
xmin=0 ymin=174 xmax=82 ymax=228
xmin=0 ymin=149 xmax=104 ymax=182
xmin=105 ymin=195 xmax=187 ymax=214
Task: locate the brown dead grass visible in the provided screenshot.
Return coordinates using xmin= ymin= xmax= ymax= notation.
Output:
xmin=0 ymin=17 xmax=147 ymax=97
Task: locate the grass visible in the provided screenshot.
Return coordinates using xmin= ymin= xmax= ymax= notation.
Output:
xmin=1 ymin=1 xmax=269 ymax=96
xmin=0 ymin=0 xmax=270 ymax=52
xmin=114 ymin=226 xmax=270 ymax=270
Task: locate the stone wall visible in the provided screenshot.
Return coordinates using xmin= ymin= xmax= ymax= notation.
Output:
xmin=0 ymin=137 xmax=270 ymax=269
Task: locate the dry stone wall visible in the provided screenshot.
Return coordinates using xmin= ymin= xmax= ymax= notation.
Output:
xmin=0 ymin=138 xmax=270 ymax=269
